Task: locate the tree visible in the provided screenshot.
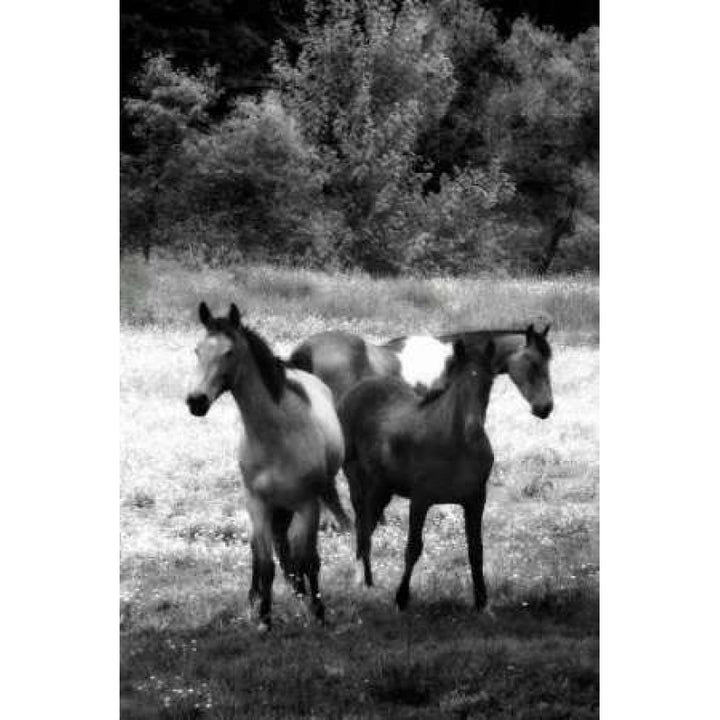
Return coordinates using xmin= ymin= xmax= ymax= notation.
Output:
xmin=485 ymin=20 xmax=598 ymax=272
xmin=121 ymin=54 xmax=220 ymax=257
xmin=181 ymin=93 xmax=326 ymax=257
xmin=272 ymin=0 xmax=458 ymax=273
xmin=429 ymin=10 xmax=599 ymax=273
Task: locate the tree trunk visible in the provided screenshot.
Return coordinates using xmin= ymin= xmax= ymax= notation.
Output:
xmin=535 ymin=199 xmax=577 ymax=276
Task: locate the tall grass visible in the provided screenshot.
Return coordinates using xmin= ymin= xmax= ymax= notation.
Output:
xmin=120 ymin=255 xmax=599 ymax=345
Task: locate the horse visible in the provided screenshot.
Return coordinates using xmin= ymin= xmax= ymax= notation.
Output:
xmin=186 ymin=302 xmax=350 ymax=632
xmin=288 ymin=324 xmax=553 ymax=418
xmin=337 ymin=338 xmax=497 ymax=611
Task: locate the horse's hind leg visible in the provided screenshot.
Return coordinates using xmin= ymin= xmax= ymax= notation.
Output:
xmin=395 ymin=498 xmax=430 ymax=610
xmin=344 ymin=460 xmax=370 ymax=585
xmin=247 ymin=496 xmax=276 ymax=632
xmin=288 ymin=499 xmax=325 ymax=623
xmin=463 ymin=497 xmax=489 ymax=612
xmin=272 ymin=508 xmax=302 ymax=592
xmin=357 ymin=486 xmax=392 ymax=587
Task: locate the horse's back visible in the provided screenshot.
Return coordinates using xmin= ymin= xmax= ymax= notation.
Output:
xmin=286 ymin=367 xmax=345 ymax=476
xmin=338 ymin=376 xmax=418 ymax=455
xmin=365 ymin=342 xmax=401 ymax=378
xmin=289 ymin=330 xmax=372 ymax=403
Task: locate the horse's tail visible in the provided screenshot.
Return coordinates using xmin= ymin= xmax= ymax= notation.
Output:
xmin=320 ymin=482 xmax=352 ymax=532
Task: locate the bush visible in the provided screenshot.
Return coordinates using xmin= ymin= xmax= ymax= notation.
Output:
xmin=181 ymin=93 xmax=326 ymax=257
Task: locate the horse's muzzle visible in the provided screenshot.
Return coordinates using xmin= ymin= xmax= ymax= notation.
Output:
xmin=186 ymin=393 xmax=210 ymax=417
xmin=533 ymin=402 xmax=553 ymax=419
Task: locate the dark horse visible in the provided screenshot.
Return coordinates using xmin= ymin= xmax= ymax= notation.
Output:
xmin=288 ymin=325 xmax=553 ymax=418
xmin=338 ymin=338 xmax=497 ymax=611
xmin=186 ymin=303 xmax=350 ymax=631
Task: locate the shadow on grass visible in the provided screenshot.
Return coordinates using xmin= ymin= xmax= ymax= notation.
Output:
xmin=121 ymin=586 xmax=599 ymax=719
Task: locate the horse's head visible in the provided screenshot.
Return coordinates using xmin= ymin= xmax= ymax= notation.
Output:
xmin=505 ymin=324 xmax=554 ymax=419
xmin=186 ymin=302 xmax=243 ymax=416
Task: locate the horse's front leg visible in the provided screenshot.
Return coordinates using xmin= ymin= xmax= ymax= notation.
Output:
xmin=271 ymin=508 xmax=296 ymax=587
xmin=247 ymin=496 xmax=276 ymax=632
xmin=395 ymin=497 xmax=430 ymax=610
xmin=463 ymin=496 xmax=489 ymax=612
xmin=288 ymin=498 xmax=324 ymax=623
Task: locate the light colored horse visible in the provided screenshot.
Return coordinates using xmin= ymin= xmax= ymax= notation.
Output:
xmin=186 ymin=302 xmax=350 ymax=631
xmin=338 ymin=339 xmax=497 ymax=612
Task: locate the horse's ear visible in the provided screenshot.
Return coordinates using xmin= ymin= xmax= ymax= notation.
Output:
xmin=199 ymin=302 xmax=212 ymax=328
xmin=542 ymin=322 xmax=551 ymax=338
xmin=484 ymin=338 xmax=495 ymax=364
xmin=453 ymin=338 xmax=467 ymax=363
xmin=229 ymin=303 xmax=242 ymax=329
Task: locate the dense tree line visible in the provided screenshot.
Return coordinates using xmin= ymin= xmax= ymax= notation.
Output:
xmin=121 ymin=0 xmax=598 ymax=274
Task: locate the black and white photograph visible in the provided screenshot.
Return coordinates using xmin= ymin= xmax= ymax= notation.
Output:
xmin=119 ymin=1 xmax=599 ymax=717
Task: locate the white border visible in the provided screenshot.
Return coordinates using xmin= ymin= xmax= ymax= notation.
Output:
xmin=1 ymin=3 xmax=118 ymax=718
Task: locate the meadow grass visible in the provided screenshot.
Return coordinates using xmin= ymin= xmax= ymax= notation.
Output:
xmin=120 ymin=257 xmax=599 ymax=718
xmin=120 ymin=254 xmax=599 ymax=345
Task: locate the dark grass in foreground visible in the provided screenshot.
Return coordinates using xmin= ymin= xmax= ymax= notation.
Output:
xmin=120 ymin=255 xmax=599 ymax=345
xmin=121 ymin=491 xmax=598 ymax=719
xmin=122 ymin=593 xmax=597 ymax=719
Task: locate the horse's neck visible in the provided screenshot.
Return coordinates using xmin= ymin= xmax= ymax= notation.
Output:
xmin=440 ymin=331 xmax=523 ymax=375
xmin=489 ymin=334 xmax=524 ymax=375
xmin=423 ymin=373 xmax=488 ymax=445
xmin=229 ymin=355 xmax=285 ymax=440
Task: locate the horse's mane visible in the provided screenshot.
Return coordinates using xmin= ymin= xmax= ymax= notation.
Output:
xmin=244 ymin=327 xmax=312 ymax=404
xmin=417 ymin=350 xmax=494 ymax=408
xmin=417 ymin=385 xmax=447 ymax=407
xmin=241 ymin=325 xmax=288 ymax=404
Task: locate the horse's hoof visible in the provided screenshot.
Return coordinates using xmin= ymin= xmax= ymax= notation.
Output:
xmin=257 ymin=620 xmax=271 ymax=634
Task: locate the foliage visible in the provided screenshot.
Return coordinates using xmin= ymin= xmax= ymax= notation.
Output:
xmin=120 ymin=55 xmax=220 ymax=254
xmin=272 ymin=0 xmax=458 ymax=273
xmin=120 ymin=4 xmax=599 ymax=274
xmin=422 ymin=7 xmax=599 ymax=272
xmin=486 ymin=20 xmax=599 ymax=211
xmin=409 ymin=160 xmax=516 ymax=272
xmin=180 ymin=93 xmax=326 ymax=256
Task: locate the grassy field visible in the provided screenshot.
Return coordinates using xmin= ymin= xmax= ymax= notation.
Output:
xmin=120 ymin=256 xmax=599 ymax=719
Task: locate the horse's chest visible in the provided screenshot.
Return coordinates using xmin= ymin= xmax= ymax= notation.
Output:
xmin=417 ymin=456 xmax=487 ymax=501
xmin=238 ymin=436 xmax=325 ymax=506
xmin=382 ymin=436 xmax=491 ymax=503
